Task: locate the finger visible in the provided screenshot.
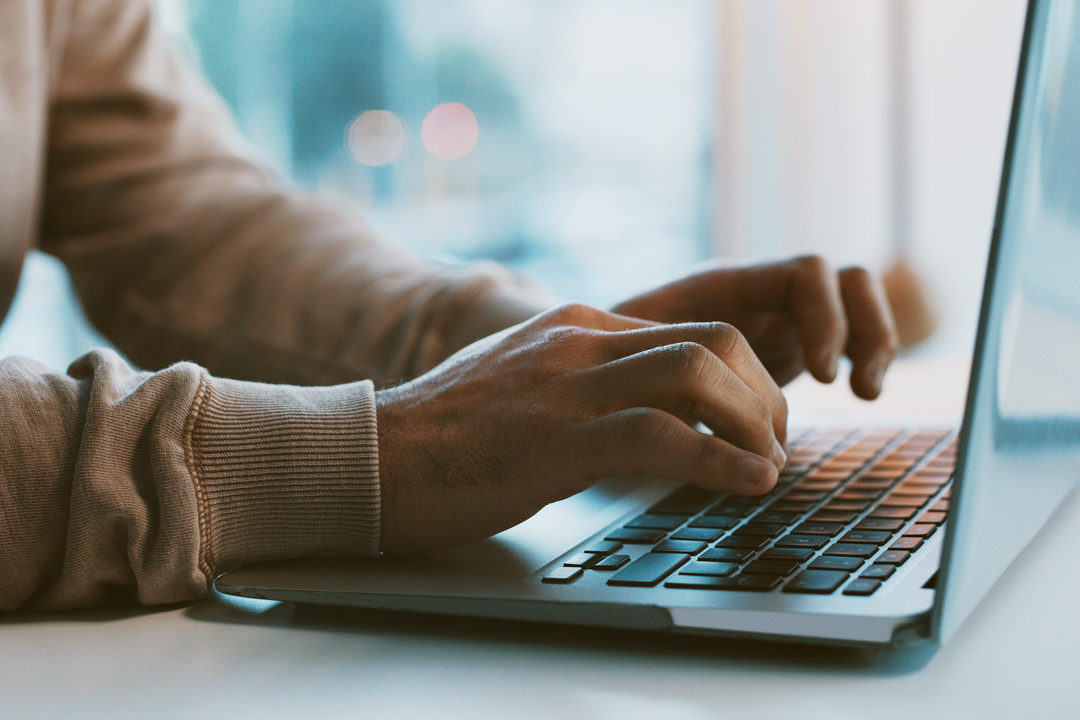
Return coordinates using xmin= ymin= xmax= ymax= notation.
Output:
xmin=593 ymin=322 xmax=788 ymax=443
xmin=838 ymin=267 xmax=900 ymax=399
xmin=579 ymin=408 xmax=779 ymax=495
xmin=582 ymin=342 xmax=786 ymax=465
xmin=787 ymin=255 xmax=848 ymax=383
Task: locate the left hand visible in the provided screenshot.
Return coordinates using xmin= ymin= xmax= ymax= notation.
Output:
xmin=611 ymin=255 xmax=899 ymax=400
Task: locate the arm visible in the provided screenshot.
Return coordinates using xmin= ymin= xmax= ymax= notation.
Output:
xmin=39 ymin=0 xmax=551 ymax=387
xmin=4 ymin=0 xmax=544 ymax=612
xmin=0 ymin=350 xmax=379 ymax=611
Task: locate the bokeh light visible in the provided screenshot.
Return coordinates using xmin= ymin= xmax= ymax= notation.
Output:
xmin=421 ymin=103 xmax=480 ymax=161
xmin=347 ymin=110 xmax=407 ymax=166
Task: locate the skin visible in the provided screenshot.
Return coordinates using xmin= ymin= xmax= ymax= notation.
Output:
xmin=376 ymin=255 xmax=899 ymax=554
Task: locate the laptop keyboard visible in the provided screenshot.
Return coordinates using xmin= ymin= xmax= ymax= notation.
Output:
xmin=542 ymin=428 xmax=956 ymax=596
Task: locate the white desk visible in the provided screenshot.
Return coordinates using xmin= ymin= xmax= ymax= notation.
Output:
xmin=3 ymin=357 xmax=1077 ymax=719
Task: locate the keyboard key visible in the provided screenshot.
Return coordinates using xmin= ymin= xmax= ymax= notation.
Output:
xmin=607 ymin=553 xmax=690 ymax=587
xmin=649 ymin=486 xmax=717 ymax=515
xmin=700 ymin=547 xmax=755 ymax=562
xmin=880 ymin=496 xmax=929 ymax=508
xmin=743 ymin=559 xmax=800 ymax=576
xmin=824 ymin=501 xmax=870 ymax=512
xmin=722 ymin=495 xmax=763 ymax=507
xmin=689 ymin=515 xmax=740 ymax=529
xmin=564 ymin=553 xmax=602 ymax=568
xmin=931 ymin=500 xmax=950 ymax=512
xmin=785 ymin=492 xmax=825 ymax=502
xmin=671 ymin=527 xmax=725 ymax=542
xmin=771 ymin=501 xmax=815 ymax=512
xmin=762 ymin=547 xmax=815 ymax=562
xmin=860 ymin=471 xmax=900 ymax=481
xmin=583 ymin=540 xmax=623 ymax=555
xmin=810 ymin=511 xmax=858 ymax=524
xmin=860 ymin=564 xmax=896 ymax=580
xmin=793 ymin=522 xmax=843 ymax=536
xmin=850 ymin=479 xmax=893 ymax=490
xmin=893 ymin=483 xmax=940 ymax=495
xmin=810 ymin=555 xmax=864 ymax=572
xmin=869 ymin=506 xmax=918 ymax=520
xmin=783 ymin=570 xmax=849 ymax=594
xmin=919 ymin=511 xmax=947 ymax=525
xmin=754 ymin=511 xmax=799 ymax=525
xmin=775 ymin=534 xmax=829 ymax=550
xmin=843 ymin=578 xmax=882 ymax=596
xmin=739 ymin=522 xmax=785 ymax=536
xmin=908 ymin=477 xmax=950 ymax=489
xmin=903 ymin=524 xmax=937 ymax=538
xmin=876 ymin=550 xmax=911 ymax=565
xmin=840 ymin=530 xmax=891 ymax=545
xmin=856 ymin=518 xmax=904 ymax=531
xmin=592 ymin=554 xmax=630 ymax=571
xmin=626 ymin=514 xmax=687 ymax=530
xmin=679 ymin=560 xmax=737 ymax=576
xmin=706 ymin=503 xmax=756 ymax=517
xmin=665 ymin=574 xmax=783 ymax=591
xmin=799 ymin=481 xmax=841 ymax=492
xmin=890 ymin=537 xmax=924 ymax=551
xmin=825 ymin=543 xmax=879 ymax=558
xmin=605 ymin=528 xmax=665 ymax=544
xmin=653 ymin=540 xmax=708 ymax=554
xmin=543 ymin=567 xmax=583 ymax=584
xmin=836 ymin=490 xmax=880 ymax=501
xmin=717 ymin=535 xmax=769 ymax=550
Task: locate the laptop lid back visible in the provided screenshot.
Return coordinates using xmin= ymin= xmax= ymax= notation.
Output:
xmin=934 ymin=0 xmax=1080 ymax=644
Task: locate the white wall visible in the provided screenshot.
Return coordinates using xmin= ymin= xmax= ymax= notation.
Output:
xmin=714 ymin=0 xmax=1028 ymax=355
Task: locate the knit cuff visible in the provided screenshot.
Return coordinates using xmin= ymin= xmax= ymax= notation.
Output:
xmin=184 ymin=375 xmax=380 ymax=579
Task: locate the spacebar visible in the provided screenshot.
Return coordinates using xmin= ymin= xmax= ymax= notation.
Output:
xmin=607 ymin=553 xmax=689 ymax=587
xmin=664 ymin=574 xmax=782 ymax=591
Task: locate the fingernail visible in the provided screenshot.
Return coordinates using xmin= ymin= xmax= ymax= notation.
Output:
xmin=818 ymin=350 xmax=839 ymax=382
xmin=772 ymin=440 xmax=787 ymax=469
xmin=741 ymin=456 xmax=778 ymax=488
xmin=827 ymin=353 xmax=840 ymax=381
xmin=874 ymin=365 xmax=887 ymax=394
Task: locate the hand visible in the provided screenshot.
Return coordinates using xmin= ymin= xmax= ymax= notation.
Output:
xmin=376 ymin=304 xmax=788 ymax=553
xmin=612 ymin=255 xmax=899 ymax=399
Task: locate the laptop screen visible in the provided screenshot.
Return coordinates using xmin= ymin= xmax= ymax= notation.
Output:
xmin=935 ymin=0 xmax=1080 ymax=643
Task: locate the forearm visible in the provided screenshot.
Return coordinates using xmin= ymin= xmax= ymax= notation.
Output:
xmin=39 ymin=0 xmax=553 ymax=386
xmin=0 ymin=350 xmax=379 ymax=612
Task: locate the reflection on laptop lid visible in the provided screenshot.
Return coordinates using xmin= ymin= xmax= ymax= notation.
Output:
xmin=933 ymin=0 xmax=1080 ymax=644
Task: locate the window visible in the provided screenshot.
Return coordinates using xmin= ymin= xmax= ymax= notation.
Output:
xmin=183 ymin=0 xmax=715 ymax=306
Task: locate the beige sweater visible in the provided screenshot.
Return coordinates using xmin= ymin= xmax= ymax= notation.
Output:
xmin=0 ymin=0 xmax=549 ymax=611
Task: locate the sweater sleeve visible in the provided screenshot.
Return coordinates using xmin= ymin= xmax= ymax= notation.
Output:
xmin=38 ymin=0 xmax=553 ymax=388
xmin=0 ymin=349 xmax=379 ymax=612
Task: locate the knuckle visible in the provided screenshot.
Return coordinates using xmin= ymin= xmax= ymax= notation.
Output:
xmin=746 ymin=394 xmax=774 ymax=435
xmin=534 ymin=327 xmax=597 ymax=376
xmin=621 ymin=408 xmax=673 ymax=447
xmin=879 ymin=324 xmax=901 ymax=357
xmin=709 ymin=321 xmax=742 ymax=357
xmin=667 ymin=341 xmax=712 ymax=378
xmin=776 ymin=391 xmax=790 ymax=425
xmin=695 ymin=435 xmax=729 ymax=471
xmin=540 ymin=325 xmax=585 ymax=348
xmin=796 ymin=253 xmax=832 ymax=278
xmin=840 ymin=265 xmax=872 ymax=286
xmin=548 ymin=302 xmax=597 ymax=324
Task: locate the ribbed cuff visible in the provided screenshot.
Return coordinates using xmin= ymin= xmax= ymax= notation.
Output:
xmin=185 ymin=376 xmax=380 ymax=578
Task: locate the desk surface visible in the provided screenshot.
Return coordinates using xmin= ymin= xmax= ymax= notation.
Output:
xmin=3 ymin=356 xmax=1076 ymax=720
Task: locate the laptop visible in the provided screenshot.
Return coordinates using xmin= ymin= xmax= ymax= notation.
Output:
xmin=216 ymin=0 xmax=1080 ymax=648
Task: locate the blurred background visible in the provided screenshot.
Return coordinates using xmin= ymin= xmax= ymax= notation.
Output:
xmin=0 ymin=0 xmax=1029 ymax=381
